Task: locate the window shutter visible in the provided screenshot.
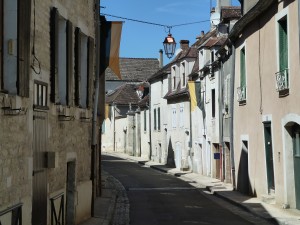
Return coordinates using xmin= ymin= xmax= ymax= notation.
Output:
xmin=50 ymin=8 xmax=58 ymax=103
xmin=158 ymin=107 xmax=161 ymax=130
xmin=154 ymin=109 xmax=157 ymax=130
xmin=87 ymin=37 xmax=94 ymax=108
xmin=144 ymin=110 xmax=146 ymax=131
xmin=0 ymin=0 xmax=3 ymax=89
xmin=66 ymin=20 xmax=73 ymax=106
xmin=74 ymin=27 xmax=81 ymax=106
xmin=240 ymin=48 xmax=246 ymax=87
xmin=18 ymin=0 xmax=31 ymax=97
xmin=279 ymin=19 xmax=288 ymax=71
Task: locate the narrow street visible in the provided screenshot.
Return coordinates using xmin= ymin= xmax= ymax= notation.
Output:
xmin=102 ymin=155 xmax=270 ymax=225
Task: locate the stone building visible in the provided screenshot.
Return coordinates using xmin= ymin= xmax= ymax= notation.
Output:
xmin=0 ymin=0 xmax=99 ymax=224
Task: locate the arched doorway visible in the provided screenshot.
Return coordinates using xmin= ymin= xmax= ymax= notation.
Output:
xmin=283 ymin=114 xmax=300 ymax=209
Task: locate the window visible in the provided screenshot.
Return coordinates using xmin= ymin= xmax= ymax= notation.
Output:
xmin=154 ymin=108 xmax=157 ymax=130
xmin=144 ymin=110 xmax=147 ymax=132
xmin=172 ymin=66 xmax=176 ymax=90
xmin=75 ymin=28 xmax=94 ymax=109
xmin=50 ymin=8 xmax=72 ymax=106
xmin=211 ymin=50 xmax=215 ymax=63
xmin=278 ymin=17 xmax=288 ymax=72
xmin=238 ymin=47 xmax=247 ymax=102
xmin=157 ymin=107 xmax=161 ymax=131
xmin=34 ymin=81 xmax=48 ymax=108
xmin=212 ymin=89 xmax=215 ymax=118
xmin=181 ymin=62 xmax=186 ymax=87
xmin=1 ymin=0 xmax=31 ymax=96
xmin=240 ymin=47 xmax=246 ymax=88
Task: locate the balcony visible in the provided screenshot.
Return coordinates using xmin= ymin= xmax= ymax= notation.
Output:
xmin=237 ymin=86 xmax=246 ymax=103
xmin=275 ymin=69 xmax=289 ymax=92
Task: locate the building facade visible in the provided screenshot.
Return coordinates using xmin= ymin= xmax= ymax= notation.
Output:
xmin=0 ymin=0 xmax=99 ymax=224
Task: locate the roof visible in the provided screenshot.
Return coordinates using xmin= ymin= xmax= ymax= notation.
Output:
xmin=221 ymin=6 xmax=242 ymax=21
xmin=106 ymin=83 xmax=141 ymax=105
xmin=148 ymin=38 xmax=203 ymax=83
xmin=105 ymin=57 xmax=160 ymax=81
xmin=200 ymin=35 xmax=228 ymax=49
xmin=229 ymin=0 xmax=276 ymax=41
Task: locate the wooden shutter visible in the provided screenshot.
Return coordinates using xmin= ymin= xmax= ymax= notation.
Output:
xmin=154 ymin=109 xmax=157 ymax=130
xmin=18 ymin=0 xmax=31 ymax=97
xmin=279 ymin=18 xmax=288 ymax=71
xmin=0 ymin=0 xmax=3 ymax=89
xmin=144 ymin=110 xmax=146 ymax=131
xmin=240 ymin=48 xmax=246 ymax=87
xmin=158 ymin=107 xmax=160 ymax=130
xmin=66 ymin=20 xmax=73 ymax=106
xmin=50 ymin=8 xmax=58 ymax=103
xmin=74 ymin=27 xmax=81 ymax=106
xmin=87 ymin=37 xmax=94 ymax=108
xmin=212 ymin=89 xmax=215 ymax=118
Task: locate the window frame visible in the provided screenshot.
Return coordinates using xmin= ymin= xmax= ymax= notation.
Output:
xmin=1 ymin=0 xmax=31 ymax=96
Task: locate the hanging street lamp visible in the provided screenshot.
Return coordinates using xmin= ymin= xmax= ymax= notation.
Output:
xmin=163 ymin=28 xmax=176 ymax=59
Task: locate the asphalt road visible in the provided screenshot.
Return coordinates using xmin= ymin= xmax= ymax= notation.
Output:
xmin=102 ymin=155 xmax=266 ymax=225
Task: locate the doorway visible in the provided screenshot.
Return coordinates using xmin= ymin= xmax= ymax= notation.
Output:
xmin=66 ymin=161 xmax=76 ymax=224
xmin=292 ymin=125 xmax=300 ymax=209
xmin=263 ymin=122 xmax=275 ymax=193
xmin=32 ymin=111 xmax=48 ymax=225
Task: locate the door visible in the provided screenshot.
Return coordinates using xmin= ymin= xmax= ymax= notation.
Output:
xmin=292 ymin=126 xmax=300 ymax=209
xmin=32 ymin=111 xmax=48 ymax=225
xmin=263 ymin=122 xmax=275 ymax=193
xmin=66 ymin=161 xmax=76 ymax=224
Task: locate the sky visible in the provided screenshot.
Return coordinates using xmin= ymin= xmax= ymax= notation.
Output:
xmin=101 ymin=0 xmax=241 ymax=65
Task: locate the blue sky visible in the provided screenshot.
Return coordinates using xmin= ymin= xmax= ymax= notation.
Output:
xmin=101 ymin=0 xmax=241 ymax=65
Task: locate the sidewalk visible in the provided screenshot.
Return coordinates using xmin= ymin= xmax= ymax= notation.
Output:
xmin=79 ymin=170 xmax=129 ymax=225
xmin=103 ymin=151 xmax=300 ymax=225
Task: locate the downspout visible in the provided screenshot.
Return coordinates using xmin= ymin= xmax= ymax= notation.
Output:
xmin=298 ymin=0 xmax=300 ymax=68
xmin=229 ymin=44 xmax=236 ymax=189
xmin=91 ymin=0 xmax=100 ymax=214
xmin=219 ymin=61 xmax=225 ymax=182
xmin=149 ymin=85 xmax=152 ymax=160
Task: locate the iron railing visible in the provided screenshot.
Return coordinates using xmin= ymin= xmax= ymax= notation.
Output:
xmin=237 ymin=86 xmax=246 ymax=102
xmin=275 ymin=69 xmax=289 ymax=91
xmin=0 ymin=203 xmax=23 ymax=225
xmin=50 ymin=193 xmax=64 ymax=225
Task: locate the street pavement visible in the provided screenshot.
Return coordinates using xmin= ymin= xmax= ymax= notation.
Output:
xmin=80 ymin=151 xmax=300 ymax=225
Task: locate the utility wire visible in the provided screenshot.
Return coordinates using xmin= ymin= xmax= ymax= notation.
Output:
xmin=101 ymin=13 xmax=212 ymax=29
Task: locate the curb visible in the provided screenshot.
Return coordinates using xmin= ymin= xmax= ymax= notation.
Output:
xmin=206 ymin=187 xmax=279 ymax=225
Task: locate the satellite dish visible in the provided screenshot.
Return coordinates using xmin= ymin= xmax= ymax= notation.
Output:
xmin=210 ymin=12 xmax=220 ymax=26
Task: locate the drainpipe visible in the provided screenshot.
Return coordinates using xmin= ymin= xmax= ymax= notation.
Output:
xmin=298 ymin=0 xmax=300 ymax=67
xmin=149 ymin=85 xmax=152 ymax=160
xmin=229 ymin=44 xmax=236 ymax=189
xmin=219 ymin=60 xmax=225 ymax=182
xmin=91 ymin=0 xmax=101 ymax=214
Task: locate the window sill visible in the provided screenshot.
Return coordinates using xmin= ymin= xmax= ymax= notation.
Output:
xmin=33 ymin=105 xmax=49 ymax=111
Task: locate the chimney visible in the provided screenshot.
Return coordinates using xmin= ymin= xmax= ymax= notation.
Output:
xmin=180 ymin=40 xmax=189 ymax=50
xmin=201 ymin=31 xmax=205 ymax=37
xmin=159 ymin=49 xmax=163 ymax=68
